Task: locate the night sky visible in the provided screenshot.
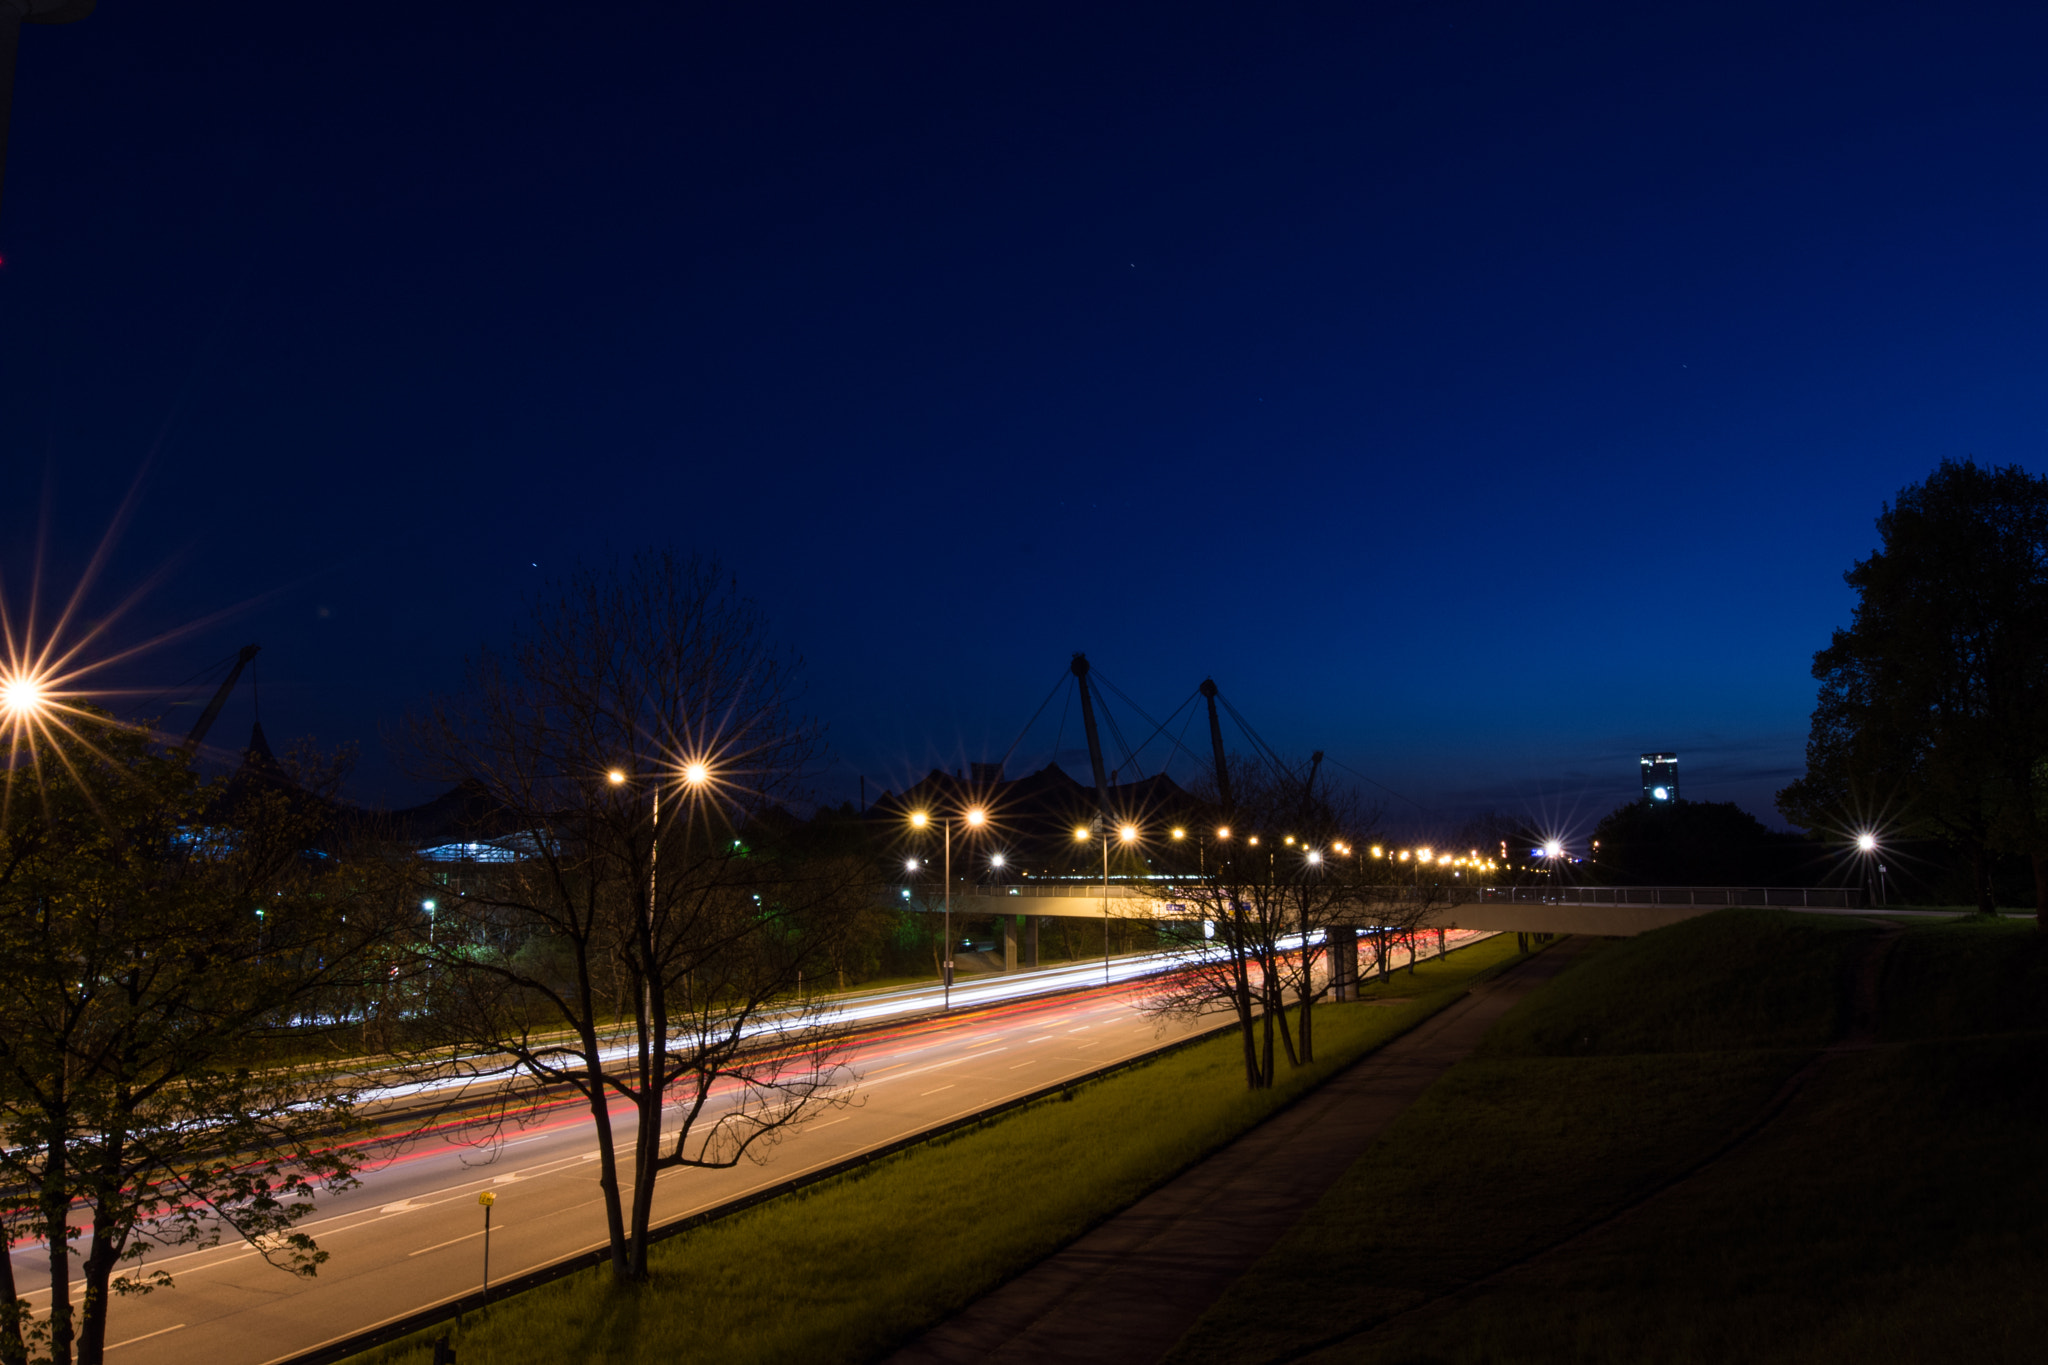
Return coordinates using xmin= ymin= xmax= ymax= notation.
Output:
xmin=3 ymin=1 xmax=2045 ymax=838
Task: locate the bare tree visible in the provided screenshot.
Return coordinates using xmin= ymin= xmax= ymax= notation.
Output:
xmin=1142 ymin=759 xmax=1384 ymax=1088
xmin=408 ymin=552 xmax=875 ymax=1282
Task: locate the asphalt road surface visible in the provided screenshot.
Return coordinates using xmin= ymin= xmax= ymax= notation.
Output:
xmin=23 ymin=968 xmax=1214 ymax=1364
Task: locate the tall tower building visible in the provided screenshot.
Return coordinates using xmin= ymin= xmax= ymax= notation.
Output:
xmin=1641 ymin=753 xmax=1679 ymax=803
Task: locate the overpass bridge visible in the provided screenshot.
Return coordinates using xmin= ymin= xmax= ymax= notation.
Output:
xmin=907 ymin=882 xmax=1867 ymax=971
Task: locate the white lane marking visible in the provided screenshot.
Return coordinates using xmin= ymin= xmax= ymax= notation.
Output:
xmin=492 ymin=1174 xmax=522 ymax=1184
xmin=858 ymin=1055 xmax=967 ymax=1089
xmin=409 ymin=1228 xmax=492 ymax=1257
xmin=919 ymin=1084 xmax=956 ymax=1096
xmin=379 ymin=1200 xmax=415 ymax=1214
xmin=1068 ymin=1025 xmax=1092 ymax=1033
xmin=1074 ymin=1041 xmax=1100 ymax=1049
xmin=1027 ymin=1036 xmax=1056 ymax=1043
xmin=107 ymin=1324 xmax=185 ymax=1351
xmin=1008 ymin=1060 xmax=1037 ymax=1069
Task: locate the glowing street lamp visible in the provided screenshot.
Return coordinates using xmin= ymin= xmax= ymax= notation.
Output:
xmin=1 ymin=672 xmax=45 ymax=719
xmin=1854 ymin=831 xmax=1887 ymax=905
xmin=607 ymin=756 xmax=716 ymax=973
xmin=1076 ymin=819 xmax=1138 ymax=984
xmin=912 ymin=805 xmax=988 ymax=1009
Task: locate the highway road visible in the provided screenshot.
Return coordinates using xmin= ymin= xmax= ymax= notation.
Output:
xmin=15 ymin=930 xmax=1484 ymax=1363
xmin=21 ymin=966 xmax=1213 ymax=1364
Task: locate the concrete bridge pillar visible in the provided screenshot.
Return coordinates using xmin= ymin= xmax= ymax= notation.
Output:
xmin=1025 ymin=915 xmax=1039 ymax=970
xmin=1328 ymin=926 xmax=1359 ymax=1002
xmin=1003 ymin=915 xmax=1018 ymax=972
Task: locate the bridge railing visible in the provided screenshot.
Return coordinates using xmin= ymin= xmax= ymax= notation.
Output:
xmin=906 ymin=881 xmax=1153 ymax=899
xmin=916 ymin=881 xmax=1490 ymax=905
xmin=1486 ymin=885 xmax=1863 ymax=909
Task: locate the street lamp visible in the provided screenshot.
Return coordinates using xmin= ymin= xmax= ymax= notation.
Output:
xmin=911 ymin=805 xmax=986 ymax=1009
xmin=1855 ymin=832 xmax=1887 ymax=905
xmin=606 ymin=756 xmax=714 ymax=1023
xmin=1 ymin=672 xmax=45 ymax=718
xmin=1075 ymin=820 xmax=1138 ymax=984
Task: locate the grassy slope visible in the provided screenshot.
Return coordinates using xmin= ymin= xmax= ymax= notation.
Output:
xmin=1172 ymin=909 xmax=2048 ymax=1365
xmin=351 ymin=934 xmax=1525 ymax=1365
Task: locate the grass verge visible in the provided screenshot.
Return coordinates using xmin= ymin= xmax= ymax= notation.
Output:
xmin=344 ymin=934 xmax=1526 ymax=1365
xmin=1169 ymin=908 xmax=2048 ymax=1365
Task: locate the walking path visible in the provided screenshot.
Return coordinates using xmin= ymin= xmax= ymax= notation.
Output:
xmin=885 ymin=938 xmax=1591 ymax=1365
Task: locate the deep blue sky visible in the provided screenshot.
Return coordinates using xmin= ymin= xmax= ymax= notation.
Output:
xmin=3 ymin=0 xmax=2045 ymax=839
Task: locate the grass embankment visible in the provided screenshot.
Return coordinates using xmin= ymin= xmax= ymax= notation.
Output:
xmin=349 ymin=934 xmax=1524 ymax=1365
xmin=1170 ymin=908 xmax=2048 ymax=1365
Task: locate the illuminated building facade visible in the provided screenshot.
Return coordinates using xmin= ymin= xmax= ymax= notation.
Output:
xmin=1640 ymin=752 xmax=1679 ymax=803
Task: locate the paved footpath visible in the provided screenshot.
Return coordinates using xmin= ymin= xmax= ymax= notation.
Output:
xmin=886 ymin=938 xmax=1591 ymax=1365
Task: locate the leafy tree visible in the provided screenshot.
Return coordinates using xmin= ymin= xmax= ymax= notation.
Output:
xmin=1590 ymin=798 xmax=1811 ymax=886
xmin=0 ymin=715 xmax=403 ymax=1365
xmin=1777 ymin=459 xmax=2048 ymax=921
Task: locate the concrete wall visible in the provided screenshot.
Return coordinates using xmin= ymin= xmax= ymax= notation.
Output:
xmin=1421 ymin=901 xmax=1713 ymax=937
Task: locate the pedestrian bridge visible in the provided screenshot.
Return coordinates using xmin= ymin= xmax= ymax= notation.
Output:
xmin=906 ymin=883 xmax=1864 ymax=937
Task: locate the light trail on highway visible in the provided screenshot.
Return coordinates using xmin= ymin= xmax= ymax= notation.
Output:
xmin=11 ymin=930 xmax=1488 ymax=1363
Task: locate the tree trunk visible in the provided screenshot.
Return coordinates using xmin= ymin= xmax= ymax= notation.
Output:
xmin=1232 ymin=941 xmax=1260 ymax=1089
xmin=1973 ymin=845 xmax=1995 ymax=915
xmin=1272 ymin=974 xmax=1299 ymax=1069
xmin=580 ymin=1031 xmax=631 ymax=1279
xmin=43 ymin=1123 xmax=72 ymax=1365
xmin=1258 ymin=994 xmax=1275 ymax=1088
xmin=2034 ymin=851 xmax=2048 ymax=930
xmin=76 ymin=1215 xmax=122 ymax=1365
xmin=627 ymin=1088 xmax=662 ymax=1279
xmin=0 ymin=1217 xmax=26 ymax=1365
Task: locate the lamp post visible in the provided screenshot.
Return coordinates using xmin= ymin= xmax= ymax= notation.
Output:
xmin=1855 ymin=832 xmax=1886 ymax=906
xmin=1075 ymin=821 xmax=1138 ymax=985
xmin=607 ymin=757 xmax=712 ymax=1030
xmin=477 ymin=1189 xmax=496 ymax=1304
xmin=911 ymin=806 xmax=986 ymax=1010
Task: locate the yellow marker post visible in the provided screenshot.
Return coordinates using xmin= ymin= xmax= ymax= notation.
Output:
xmin=478 ymin=1190 xmax=497 ymax=1304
